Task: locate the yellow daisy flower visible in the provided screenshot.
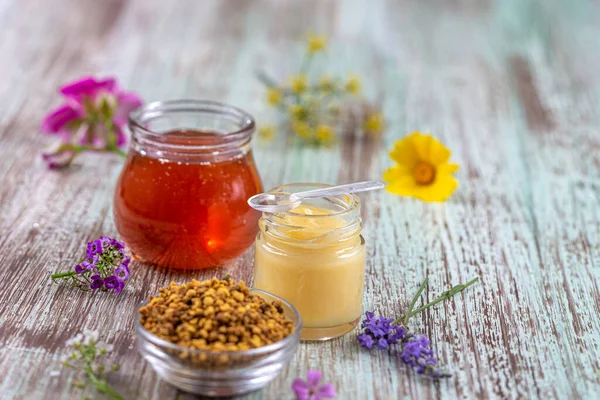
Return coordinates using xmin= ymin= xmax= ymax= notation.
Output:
xmin=363 ymin=112 xmax=384 ymax=135
xmin=344 ymin=74 xmax=361 ymax=94
xmin=290 ymin=75 xmax=308 ymax=94
xmin=306 ymin=33 xmax=327 ymax=54
xmin=258 ymin=124 xmax=276 ymax=140
xmin=315 ymin=124 xmax=335 ymax=145
xmin=266 ymin=87 xmax=283 ymax=107
xmin=288 ymin=104 xmax=310 ymax=121
xmin=383 ymin=132 xmax=459 ymax=202
xmin=319 ymin=75 xmax=336 ymax=94
xmin=292 ymin=121 xmax=314 ymax=139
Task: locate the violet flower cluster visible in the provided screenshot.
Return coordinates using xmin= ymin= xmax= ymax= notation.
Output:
xmin=356 ymin=311 xmax=406 ymax=350
xmin=357 ymin=277 xmax=479 ymax=380
xmin=400 ymin=334 xmax=450 ymax=379
xmin=357 ymin=311 xmax=448 ymax=379
xmin=41 ymin=76 xmax=142 ymax=168
xmin=52 ymin=236 xmax=131 ymax=293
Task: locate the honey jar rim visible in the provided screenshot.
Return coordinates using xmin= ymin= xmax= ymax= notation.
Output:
xmin=129 ymin=99 xmax=255 ymax=152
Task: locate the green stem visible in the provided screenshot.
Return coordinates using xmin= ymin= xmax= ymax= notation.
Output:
xmin=52 ymin=271 xmax=77 ymax=280
xmin=85 ymin=367 xmax=124 ymax=400
xmin=112 ymin=148 xmax=127 ymax=158
xmin=299 ymin=52 xmax=312 ymax=76
xmin=398 ymin=277 xmax=429 ymax=326
xmin=257 ymin=70 xmax=278 ymax=87
xmin=394 ymin=277 xmax=479 ymax=325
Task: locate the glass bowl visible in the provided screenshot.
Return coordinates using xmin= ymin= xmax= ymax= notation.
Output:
xmin=135 ymin=288 xmax=302 ymax=397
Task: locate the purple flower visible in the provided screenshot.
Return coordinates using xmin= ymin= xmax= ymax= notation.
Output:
xmin=109 ymin=237 xmax=125 ymax=250
xmin=86 ymin=240 xmax=103 ymax=258
xmin=53 ymin=235 xmax=131 ymax=294
xmin=90 ymin=275 xmax=104 ymax=290
xmin=41 ymin=76 xmax=143 ymax=168
xmin=356 ymin=311 xmax=405 ymax=350
xmin=114 ymin=264 xmax=130 ymax=281
xmin=292 ymin=370 xmax=336 ymax=400
xmin=41 ymin=143 xmax=77 ymax=169
xmin=399 ymin=334 xmax=448 ymax=378
xmin=104 ymin=276 xmax=124 ymax=293
xmin=81 ymin=256 xmax=97 ymax=271
xmin=357 ymin=333 xmax=374 ymax=349
xmin=99 ymin=236 xmax=112 ymax=249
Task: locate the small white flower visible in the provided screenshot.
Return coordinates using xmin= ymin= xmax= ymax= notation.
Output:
xmin=83 ymin=329 xmax=99 ymax=345
xmin=97 ymin=341 xmax=114 ymax=354
xmin=91 ymin=361 xmax=107 ymax=374
xmin=49 ymin=370 xmax=61 ymax=377
xmin=59 ymin=354 xmax=70 ymax=363
xmin=65 ymin=333 xmax=83 ymax=347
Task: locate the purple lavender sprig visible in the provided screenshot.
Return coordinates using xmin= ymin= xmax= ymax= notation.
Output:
xmin=52 ymin=236 xmax=131 ymax=293
xmin=357 ymin=312 xmax=406 ymax=350
xmin=357 ymin=277 xmax=478 ymax=379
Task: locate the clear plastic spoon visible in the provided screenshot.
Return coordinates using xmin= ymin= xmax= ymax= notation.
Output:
xmin=247 ymin=181 xmax=385 ymax=213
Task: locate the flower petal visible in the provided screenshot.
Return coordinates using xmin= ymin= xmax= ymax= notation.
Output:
xmin=113 ymin=125 xmax=128 ymax=148
xmin=425 ymin=135 xmax=452 ymax=165
xmin=291 ymin=379 xmax=310 ymax=400
xmin=306 ymin=370 xmax=322 ymax=387
xmin=437 ymin=162 xmax=460 ymax=175
xmin=113 ymin=91 xmax=143 ymax=126
xmin=405 ymin=175 xmax=459 ymax=202
xmin=410 ymin=132 xmax=431 ymax=161
xmin=41 ymin=105 xmax=80 ymax=134
xmin=389 ymin=133 xmax=421 ymax=168
xmin=317 ymin=383 xmax=336 ymax=398
xmin=390 ymin=132 xmax=454 ymax=167
xmin=382 ymin=166 xmax=413 ymax=184
xmin=41 ymin=143 xmax=77 ymax=169
xmin=60 ymin=76 xmax=117 ymax=99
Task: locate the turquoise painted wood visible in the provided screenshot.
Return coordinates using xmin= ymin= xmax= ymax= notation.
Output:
xmin=0 ymin=0 xmax=599 ymax=398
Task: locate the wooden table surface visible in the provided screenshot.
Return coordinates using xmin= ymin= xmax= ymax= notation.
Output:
xmin=1 ymin=0 xmax=600 ymax=399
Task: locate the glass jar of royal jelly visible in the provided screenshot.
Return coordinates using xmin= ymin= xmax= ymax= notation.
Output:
xmin=114 ymin=100 xmax=262 ymax=269
xmin=253 ymin=183 xmax=366 ymax=340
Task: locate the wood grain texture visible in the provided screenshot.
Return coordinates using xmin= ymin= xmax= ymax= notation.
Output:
xmin=1 ymin=0 xmax=600 ymax=399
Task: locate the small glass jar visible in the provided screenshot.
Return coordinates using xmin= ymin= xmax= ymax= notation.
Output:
xmin=253 ymin=183 xmax=366 ymax=340
xmin=114 ymin=100 xmax=262 ymax=269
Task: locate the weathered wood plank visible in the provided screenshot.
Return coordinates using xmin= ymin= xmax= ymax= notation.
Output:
xmin=1 ymin=0 xmax=599 ymax=399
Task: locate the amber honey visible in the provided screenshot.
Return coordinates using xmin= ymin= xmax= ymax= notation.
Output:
xmin=114 ymin=101 xmax=262 ymax=269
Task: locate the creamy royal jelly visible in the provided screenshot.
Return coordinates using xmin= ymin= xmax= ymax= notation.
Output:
xmin=253 ymin=184 xmax=366 ymax=340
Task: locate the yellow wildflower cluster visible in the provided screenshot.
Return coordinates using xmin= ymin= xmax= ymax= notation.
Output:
xmin=363 ymin=112 xmax=384 ymax=135
xmin=266 ymin=88 xmax=283 ymax=107
xmin=290 ymin=75 xmax=308 ymax=94
xmin=344 ymin=75 xmax=361 ymax=94
xmin=259 ymin=32 xmax=384 ymax=146
xmin=258 ymin=124 xmax=276 ymax=140
xmin=306 ymin=33 xmax=327 ymax=54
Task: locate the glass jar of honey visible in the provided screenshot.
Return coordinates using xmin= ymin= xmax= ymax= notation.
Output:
xmin=114 ymin=100 xmax=262 ymax=269
xmin=253 ymin=183 xmax=366 ymax=340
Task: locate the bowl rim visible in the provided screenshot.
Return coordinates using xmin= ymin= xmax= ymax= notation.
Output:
xmin=135 ymin=287 xmax=302 ymax=357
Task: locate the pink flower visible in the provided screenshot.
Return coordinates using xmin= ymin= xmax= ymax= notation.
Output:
xmin=292 ymin=370 xmax=336 ymax=400
xmin=41 ymin=76 xmax=142 ymax=168
xmin=41 ymin=143 xmax=77 ymax=169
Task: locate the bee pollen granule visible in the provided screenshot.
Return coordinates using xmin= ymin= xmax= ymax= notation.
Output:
xmin=139 ymin=278 xmax=294 ymax=352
